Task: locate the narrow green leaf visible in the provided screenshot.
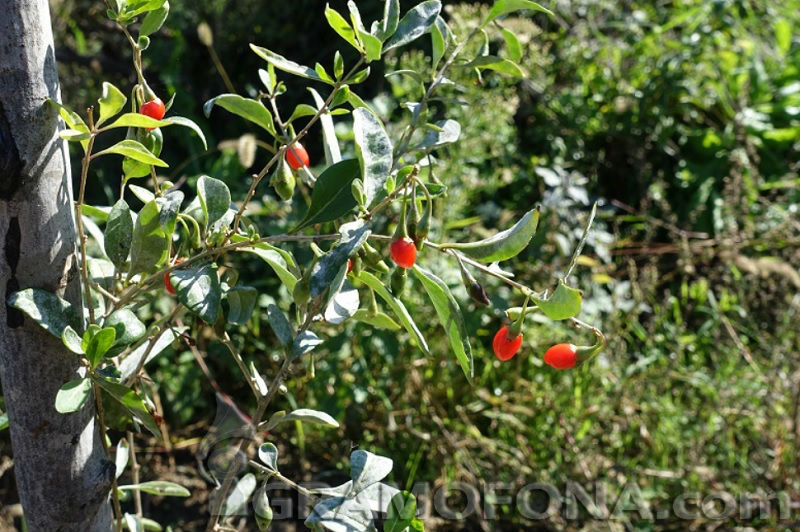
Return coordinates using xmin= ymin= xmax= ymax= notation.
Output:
xmin=325 ymin=5 xmax=362 ymax=52
xmin=163 ymin=116 xmax=207 ymax=149
xmin=379 ymin=0 xmax=401 ymax=41
xmin=464 ymin=55 xmax=525 ymax=78
xmin=104 ymin=113 xmax=170 ymax=130
xmin=59 ymin=129 xmax=92 ymax=141
xmin=266 ymin=408 xmax=339 ymax=430
xmin=384 ymin=0 xmax=441 ymax=52
xmin=533 ymin=280 xmax=582 ymax=320
xmin=431 ymin=17 xmax=446 ymax=71
xmin=55 ymin=378 xmax=93 ymax=414
xmin=235 ymin=241 xmax=299 ymax=291
xmin=292 ymin=331 xmax=324 ymax=359
xmin=105 ymin=199 xmax=134 ymax=269
xmin=170 ymin=263 xmax=222 ymax=324
xmin=250 ymin=45 xmax=325 ymax=83
xmin=501 ymin=28 xmax=523 ymax=62
xmin=440 ymin=207 xmax=540 ymax=262
xmin=203 ymin=94 xmax=276 ymax=137
xmin=417 ymin=119 xmax=460 ymax=149
xmin=119 ymin=327 xmax=183 ymax=382
xmin=119 ymin=481 xmax=190 ymax=497
xmin=357 ymin=271 xmax=429 ymax=354
xmin=94 ymin=140 xmax=168 ymax=167
xmin=293 ymin=159 xmax=361 ymax=230
xmin=258 ymin=443 xmax=279 ymax=471
xmin=482 ymin=0 xmax=553 ymax=28
xmin=412 ymin=266 xmax=473 ymax=379
xmin=353 ymin=108 xmax=392 ymax=206
xmin=92 ymin=376 xmax=161 ymax=438
xmin=309 ymin=88 xmax=343 ymax=165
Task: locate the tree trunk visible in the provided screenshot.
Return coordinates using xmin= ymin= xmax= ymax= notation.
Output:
xmin=0 ymin=1 xmax=114 ymax=531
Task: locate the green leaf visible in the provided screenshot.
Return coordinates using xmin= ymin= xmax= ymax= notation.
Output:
xmin=119 ymin=327 xmax=183 ymax=382
xmin=501 ymin=28 xmax=523 ymax=62
xmin=309 ymin=88 xmax=342 ymax=165
xmin=310 ymin=221 xmax=370 ymax=298
xmin=325 ymin=5 xmax=361 ymax=53
xmin=267 ymin=408 xmax=339 ymax=430
xmin=119 ymin=481 xmax=190 ymax=497
xmin=776 ymin=19 xmax=792 ymax=54
xmin=163 ymin=116 xmax=207 ymax=150
xmin=440 ymin=207 xmax=540 ymax=262
xmin=225 ymin=286 xmax=258 ymax=325
xmin=353 ymin=108 xmax=393 ymax=206
xmin=0 ymin=412 xmax=8 ymax=431
xmin=352 ymin=309 xmax=401 ymax=330
xmin=139 ymin=1 xmax=169 ymax=36
xmin=482 ymin=0 xmax=553 ymax=28
xmin=431 ymin=17 xmax=446 ymax=71
xmin=55 ymin=378 xmax=93 ymax=414
xmin=85 ymin=327 xmax=117 ymax=368
xmin=156 ymin=190 xmax=183 ymax=234
xmin=7 ymin=288 xmax=79 ymax=338
xmin=533 ymin=280 xmax=582 ymax=320
xmin=203 ymin=94 xmax=276 ymax=137
xmin=384 ymin=0 xmax=441 ymax=52
xmin=465 ymin=55 xmax=525 ymax=78
xmin=170 ymin=262 xmax=222 ymax=324
xmin=235 ymin=241 xmax=299 ymax=291
xmin=287 ymin=103 xmax=319 ymax=123
xmin=412 ymin=266 xmax=473 ymax=379
xmin=350 ymin=450 xmax=392 ymax=492
xmin=250 ymin=45 xmax=325 ymax=83
xmin=94 ymin=139 xmax=168 ymax=167
xmin=293 ymin=159 xmax=361 ymax=231
xmin=62 ymin=326 xmax=85 ymax=355
xmin=92 ymin=376 xmax=161 ymax=438
xmin=292 ymin=331 xmax=324 ymax=359
xmin=123 ymin=0 xmax=166 ymax=17
xmin=104 ymin=113 xmax=170 ymax=130
xmin=197 ymin=175 xmax=232 ymax=230
xmin=266 ymin=304 xmax=294 ymax=346
xmin=357 ymin=271 xmax=429 ymax=354
xmin=358 ymin=31 xmax=383 ymax=63
xmin=258 ymin=443 xmax=279 ymax=471
xmin=97 ymin=82 xmax=127 ymax=126
xmin=324 ymin=282 xmax=359 ymax=324
xmin=386 ymin=492 xmax=417 ymax=532
xmin=105 ymin=309 xmax=147 ymax=346
xmin=128 ymin=200 xmax=169 ymax=276
xmin=418 ymin=119 xmax=460 ymax=149
xmin=59 ymin=129 xmax=91 ymax=141
xmin=379 ymin=0 xmax=401 ymax=41
xmin=105 ymin=199 xmax=134 ymax=269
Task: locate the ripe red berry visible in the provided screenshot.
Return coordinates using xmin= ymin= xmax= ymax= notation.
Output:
xmin=347 ymin=258 xmax=354 ymax=274
xmin=544 ymin=343 xmax=578 ymax=370
xmin=139 ymin=98 xmax=166 ymax=121
xmin=285 ymin=142 xmax=310 ymax=170
xmin=164 ymin=259 xmax=183 ymax=295
xmin=493 ymin=326 xmax=523 ymax=361
xmin=389 ymin=238 xmax=417 ymax=269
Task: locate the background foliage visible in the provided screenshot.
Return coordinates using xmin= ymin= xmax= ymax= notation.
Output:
xmin=2 ymin=0 xmax=799 ymax=530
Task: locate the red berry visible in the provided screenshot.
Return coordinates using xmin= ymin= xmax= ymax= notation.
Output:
xmin=164 ymin=259 xmax=183 ymax=295
xmin=285 ymin=142 xmax=310 ymax=170
xmin=493 ymin=326 xmax=523 ymax=361
xmin=389 ymin=238 xmax=417 ymax=269
xmin=347 ymin=258 xmax=354 ymax=274
xmin=139 ymin=97 xmax=166 ymax=121
xmin=544 ymin=343 xmax=577 ymax=370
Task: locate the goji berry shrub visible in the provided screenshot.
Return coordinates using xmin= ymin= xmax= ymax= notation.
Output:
xmin=7 ymin=0 xmax=605 ymax=530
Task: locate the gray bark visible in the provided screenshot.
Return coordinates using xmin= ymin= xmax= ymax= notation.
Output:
xmin=0 ymin=1 xmax=114 ymax=531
